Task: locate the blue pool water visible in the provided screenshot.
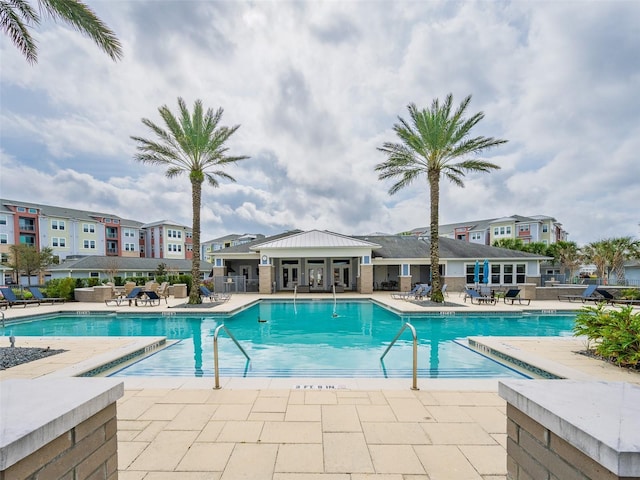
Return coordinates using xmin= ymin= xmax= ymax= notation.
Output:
xmin=3 ymin=300 xmax=576 ymax=378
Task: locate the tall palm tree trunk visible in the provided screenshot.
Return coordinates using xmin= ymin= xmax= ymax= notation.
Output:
xmin=428 ymin=169 xmax=443 ymax=302
xmin=189 ymin=177 xmax=203 ymax=304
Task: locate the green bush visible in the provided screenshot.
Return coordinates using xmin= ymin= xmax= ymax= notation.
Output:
xmin=45 ymin=278 xmax=76 ymax=301
xmin=620 ymin=288 xmax=640 ymax=300
xmin=574 ymin=304 xmax=640 ymax=367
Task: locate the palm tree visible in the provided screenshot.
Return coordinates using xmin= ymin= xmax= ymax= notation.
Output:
xmin=610 ymin=237 xmax=640 ymax=285
xmin=376 ymin=94 xmax=507 ymax=302
xmin=131 ymin=98 xmax=249 ymax=304
xmin=581 ymin=240 xmax=610 ymax=283
xmin=548 ymin=240 xmax=581 ymax=281
xmin=1 ymin=0 xmax=122 ymax=63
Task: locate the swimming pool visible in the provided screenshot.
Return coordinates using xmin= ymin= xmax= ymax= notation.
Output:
xmin=3 ymin=300 xmax=576 ymax=378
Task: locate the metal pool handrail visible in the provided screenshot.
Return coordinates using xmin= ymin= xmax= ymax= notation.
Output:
xmin=380 ymin=322 xmax=419 ymax=390
xmin=213 ymin=324 xmax=251 ymax=389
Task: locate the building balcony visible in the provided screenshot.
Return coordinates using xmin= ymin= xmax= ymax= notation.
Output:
xmin=18 ymin=224 xmax=36 ymax=232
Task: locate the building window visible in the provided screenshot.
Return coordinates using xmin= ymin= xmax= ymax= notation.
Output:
xmin=125 ymin=243 xmax=135 ymax=251
xmin=362 ymin=255 xmax=371 ymax=265
xmin=90 ymin=272 xmax=99 ymax=277
xmin=0 ymin=234 xmax=7 ymax=244
xmin=0 ymin=215 xmax=6 ymax=225
xmin=471 ymin=232 xmax=482 ymax=241
xmin=28 ymin=208 xmax=37 ymax=214
xmin=186 ymin=244 xmax=192 ymax=252
xmin=518 ymin=224 xmax=529 ymax=232
xmin=542 ymin=224 xmax=549 ymax=233
xmin=506 ymin=226 xmax=511 ymax=234
xmin=83 ymin=223 xmax=96 ymax=233
xmin=51 ymin=220 xmax=58 ymax=230
xmin=83 ymin=240 xmax=96 ymax=249
xmin=516 ymin=264 xmax=526 ymax=283
xmin=17 ymin=207 xmax=26 ymax=212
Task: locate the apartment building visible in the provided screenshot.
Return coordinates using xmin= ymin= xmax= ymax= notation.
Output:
xmin=0 ymin=199 xmax=191 ymax=262
xmin=201 ymin=233 xmax=264 ymax=263
xmin=408 ymin=214 xmax=569 ymax=246
xmin=140 ymin=220 xmax=193 ymax=260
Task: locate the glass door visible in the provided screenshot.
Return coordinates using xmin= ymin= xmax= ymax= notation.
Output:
xmin=307 ymin=261 xmax=325 ymax=290
xmin=281 ymin=260 xmax=299 ymax=289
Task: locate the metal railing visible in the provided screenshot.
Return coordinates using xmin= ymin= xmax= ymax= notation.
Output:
xmin=380 ymin=322 xmax=419 ymax=390
xmin=213 ymin=324 xmax=250 ymax=389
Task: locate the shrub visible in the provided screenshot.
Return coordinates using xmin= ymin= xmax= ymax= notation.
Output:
xmin=620 ymin=288 xmax=640 ymax=300
xmin=45 ymin=278 xmax=76 ymax=301
xmin=574 ymin=304 xmax=640 ymax=368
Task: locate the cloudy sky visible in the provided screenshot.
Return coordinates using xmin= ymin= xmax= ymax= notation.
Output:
xmin=1 ymin=1 xmax=639 ymax=245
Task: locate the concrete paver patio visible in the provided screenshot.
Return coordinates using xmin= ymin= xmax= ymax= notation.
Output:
xmin=1 ymin=293 xmax=639 ymax=479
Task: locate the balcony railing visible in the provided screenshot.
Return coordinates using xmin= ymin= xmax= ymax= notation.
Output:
xmin=19 ymin=224 xmax=36 ymax=231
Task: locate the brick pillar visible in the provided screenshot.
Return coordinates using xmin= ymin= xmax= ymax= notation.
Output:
xmin=259 ymin=264 xmax=273 ymax=294
xmin=399 ymin=276 xmax=412 ymax=293
xmin=358 ymin=264 xmax=373 ymax=294
xmin=213 ymin=266 xmax=227 ymax=277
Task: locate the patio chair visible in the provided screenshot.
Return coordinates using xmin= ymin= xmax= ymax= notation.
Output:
xmin=26 ymin=286 xmax=65 ymax=304
xmin=200 ymin=285 xmax=218 ymax=303
xmin=503 ymin=288 xmax=531 ymax=306
xmin=405 ymin=284 xmax=431 ymax=301
xmin=105 ymin=287 xmax=143 ymax=306
xmin=391 ymin=284 xmax=422 ymax=300
xmin=0 ymin=287 xmax=40 ymax=308
xmin=557 ymin=284 xmax=598 ymax=302
xmin=592 ymin=289 xmax=616 ymax=304
xmin=157 ymin=282 xmax=170 ymax=303
xmin=464 ymin=288 xmax=496 ymax=305
xmin=136 ymin=290 xmax=161 ymax=307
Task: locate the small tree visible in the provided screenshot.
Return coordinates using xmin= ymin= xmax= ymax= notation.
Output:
xmin=9 ymin=245 xmax=55 ymax=285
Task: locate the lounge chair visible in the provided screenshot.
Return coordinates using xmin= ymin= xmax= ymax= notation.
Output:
xmin=0 ymin=287 xmax=40 ymax=308
xmin=105 ymin=287 xmax=143 ymax=306
xmin=136 ymin=290 xmax=161 ymax=306
xmin=200 ymin=285 xmax=231 ymax=303
xmin=557 ymin=284 xmax=598 ymax=302
xmin=592 ymin=289 xmax=616 ymax=304
xmin=503 ymin=288 xmax=531 ymax=306
xmin=200 ymin=285 xmax=218 ymax=303
xmin=407 ymin=285 xmax=431 ymax=301
xmin=391 ymin=284 xmax=422 ymax=300
xmin=26 ymin=286 xmax=65 ymax=304
xmin=464 ymin=288 xmax=496 ymax=305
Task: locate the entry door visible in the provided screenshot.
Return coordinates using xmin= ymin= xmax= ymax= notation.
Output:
xmin=307 ymin=267 xmax=324 ymax=290
xmin=281 ymin=265 xmax=298 ymax=289
xmin=333 ymin=266 xmax=350 ymax=288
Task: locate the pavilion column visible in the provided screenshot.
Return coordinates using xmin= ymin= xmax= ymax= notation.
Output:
xmin=358 ymin=264 xmax=373 ymax=294
xmin=259 ymin=264 xmax=274 ymax=294
xmin=213 ymin=266 xmax=226 ymax=277
xmin=398 ymin=275 xmax=412 ymax=293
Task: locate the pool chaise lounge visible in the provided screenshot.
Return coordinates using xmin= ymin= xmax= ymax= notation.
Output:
xmin=105 ymin=287 xmax=143 ymax=306
xmin=557 ymin=284 xmax=598 ymax=302
xmin=26 ymin=286 xmax=65 ymax=304
xmin=200 ymin=285 xmax=231 ymax=303
xmin=0 ymin=287 xmax=40 ymax=308
xmin=503 ymin=288 xmax=531 ymax=306
xmin=464 ymin=288 xmax=497 ymax=305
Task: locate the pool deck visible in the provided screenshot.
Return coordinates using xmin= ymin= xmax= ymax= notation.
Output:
xmin=1 ymin=293 xmax=639 ymax=479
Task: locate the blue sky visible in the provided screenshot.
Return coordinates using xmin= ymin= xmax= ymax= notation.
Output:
xmin=1 ymin=0 xmax=639 ymax=245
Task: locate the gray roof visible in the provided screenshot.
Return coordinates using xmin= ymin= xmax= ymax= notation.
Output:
xmin=212 ymin=230 xmax=547 ymax=260
xmin=356 ymin=235 xmax=547 ymax=260
xmin=1 ymin=198 xmax=144 ymax=228
xmin=48 ymin=256 xmax=212 ymax=272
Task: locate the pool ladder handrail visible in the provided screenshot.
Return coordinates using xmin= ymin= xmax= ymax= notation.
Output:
xmin=0 ymin=310 xmax=4 ymax=328
xmin=380 ymin=322 xmax=419 ymax=390
xmin=213 ymin=324 xmax=250 ymax=389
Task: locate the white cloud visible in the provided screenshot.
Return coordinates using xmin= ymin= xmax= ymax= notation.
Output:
xmin=1 ymin=1 xmax=639 ymax=245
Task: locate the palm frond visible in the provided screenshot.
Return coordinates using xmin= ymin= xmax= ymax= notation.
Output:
xmin=1 ymin=0 xmax=39 ymax=63
xmin=38 ymin=0 xmax=122 ymax=60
